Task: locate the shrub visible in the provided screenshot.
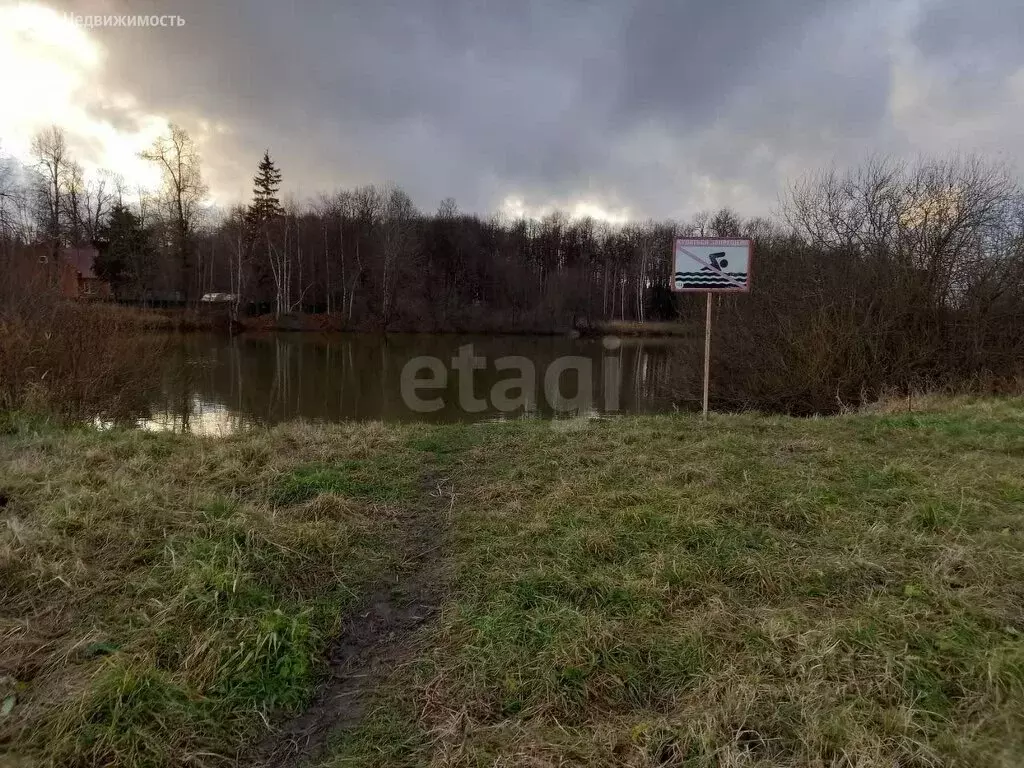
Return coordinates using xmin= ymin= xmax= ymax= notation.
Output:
xmin=0 ymin=275 xmax=166 ymax=422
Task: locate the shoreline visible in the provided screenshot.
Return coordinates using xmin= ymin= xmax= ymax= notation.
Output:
xmin=116 ymin=303 xmax=698 ymax=339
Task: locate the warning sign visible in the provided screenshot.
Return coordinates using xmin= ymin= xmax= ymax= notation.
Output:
xmin=672 ymin=237 xmax=753 ymax=293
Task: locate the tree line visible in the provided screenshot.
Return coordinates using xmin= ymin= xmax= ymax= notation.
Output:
xmin=1 ymin=124 xmax=759 ymax=328
xmin=3 ymin=124 xmax=1023 ymax=411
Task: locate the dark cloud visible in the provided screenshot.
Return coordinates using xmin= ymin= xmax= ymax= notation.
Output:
xmin=913 ymin=0 xmax=1024 ymax=68
xmin=617 ymin=0 xmax=839 ymax=125
xmin=50 ymin=0 xmax=1024 ymax=217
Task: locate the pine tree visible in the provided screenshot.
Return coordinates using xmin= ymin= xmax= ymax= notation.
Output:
xmin=248 ymin=150 xmax=283 ymax=225
xmin=247 ymin=150 xmax=289 ymax=315
xmin=95 ymin=203 xmax=153 ymax=296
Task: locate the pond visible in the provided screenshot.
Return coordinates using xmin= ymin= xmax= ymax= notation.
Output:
xmin=132 ymin=332 xmax=698 ymax=435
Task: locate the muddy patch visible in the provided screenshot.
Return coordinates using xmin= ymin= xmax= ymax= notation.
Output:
xmin=248 ymin=473 xmax=453 ymax=767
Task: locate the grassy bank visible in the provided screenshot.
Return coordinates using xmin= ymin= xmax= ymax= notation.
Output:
xmin=0 ymin=421 xmax=434 ymax=766
xmin=2 ymin=398 xmax=1024 ymax=766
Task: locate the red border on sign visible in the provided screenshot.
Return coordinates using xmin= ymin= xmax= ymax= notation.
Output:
xmin=669 ymin=237 xmax=754 ymax=294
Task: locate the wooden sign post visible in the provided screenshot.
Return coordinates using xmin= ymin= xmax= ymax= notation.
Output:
xmin=670 ymin=237 xmax=754 ymax=420
xmin=702 ymin=293 xmax=712 ymax=420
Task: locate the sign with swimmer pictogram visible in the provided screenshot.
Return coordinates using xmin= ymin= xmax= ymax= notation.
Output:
xmin=671 ymin=237 xmax=753 ymax=293
xmin=669 ymin=236 xmax=754 ymax=420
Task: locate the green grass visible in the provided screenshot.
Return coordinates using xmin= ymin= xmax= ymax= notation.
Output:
xmin=3 ymin=397 xmax=1024 ymax=766
xmin=272 ymin=460 xmax=416 ymax=504
xmin=332 ymin=397 xmax=1024 ymax=767
xmin=0 ymin=421 xmax=425 ymax=766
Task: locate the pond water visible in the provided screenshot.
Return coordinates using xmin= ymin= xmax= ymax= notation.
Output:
xmin=132 ymin=333 xmax=696 ymax=435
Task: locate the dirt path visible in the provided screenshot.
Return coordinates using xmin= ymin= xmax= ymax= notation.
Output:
xmin=248 ymin=471 xmax=454 ymax=767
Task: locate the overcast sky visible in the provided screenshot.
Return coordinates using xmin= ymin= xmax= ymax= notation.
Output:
xmin=2 ymin=0 xmax=1022 ymax=220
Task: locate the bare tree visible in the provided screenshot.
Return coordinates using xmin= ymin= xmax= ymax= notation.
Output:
xmin=692 ymin=209 xmax=710 ymax=237
xmin=782 ymin=154 xmax=1024 ymax=397
xmin=80 ymin=171 xmax=114 ymax=243
xmin=265 ymin=208 xmax=293 ymax=317
xmin=347 ymin=185 xmax=385 ymax=323
xmin=0 ymin=149 xmax=21 ymax=243
xmin=709 ymin=207 xmax=742 ymax=237
xmin=379 ymin=185 xmax=416 ymax=325
xmin=61 ymin=160 xmax=87 ymax=246
xmin=108 ymin=171 xmax=127 ymax=208
xmin=224 ymin=206 xmax=250 ymax=320
xmin=141 ymin=124 xmax=208 ymax=304
xmin=30 ymin=126 xmax=69 ymax=260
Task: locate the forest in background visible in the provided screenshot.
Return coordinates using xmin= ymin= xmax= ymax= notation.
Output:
xmin=3 ymin=123 xmax=1024 ymax=413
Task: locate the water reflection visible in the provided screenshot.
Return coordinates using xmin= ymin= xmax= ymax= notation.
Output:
xmin=126 ymin=333 xmax=693 ymax=434
xmin=137 ymin=396 xmax=246 ymax=437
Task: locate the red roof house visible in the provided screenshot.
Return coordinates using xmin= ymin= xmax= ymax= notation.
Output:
xmin=60 ymin=247 xmax=112 ymax=299
xmin=7 ymin=245 xmax=112 ymax=300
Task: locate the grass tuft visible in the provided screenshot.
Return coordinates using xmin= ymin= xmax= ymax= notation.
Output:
xmin=273 ymin=461 xmax=414 ymax=504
